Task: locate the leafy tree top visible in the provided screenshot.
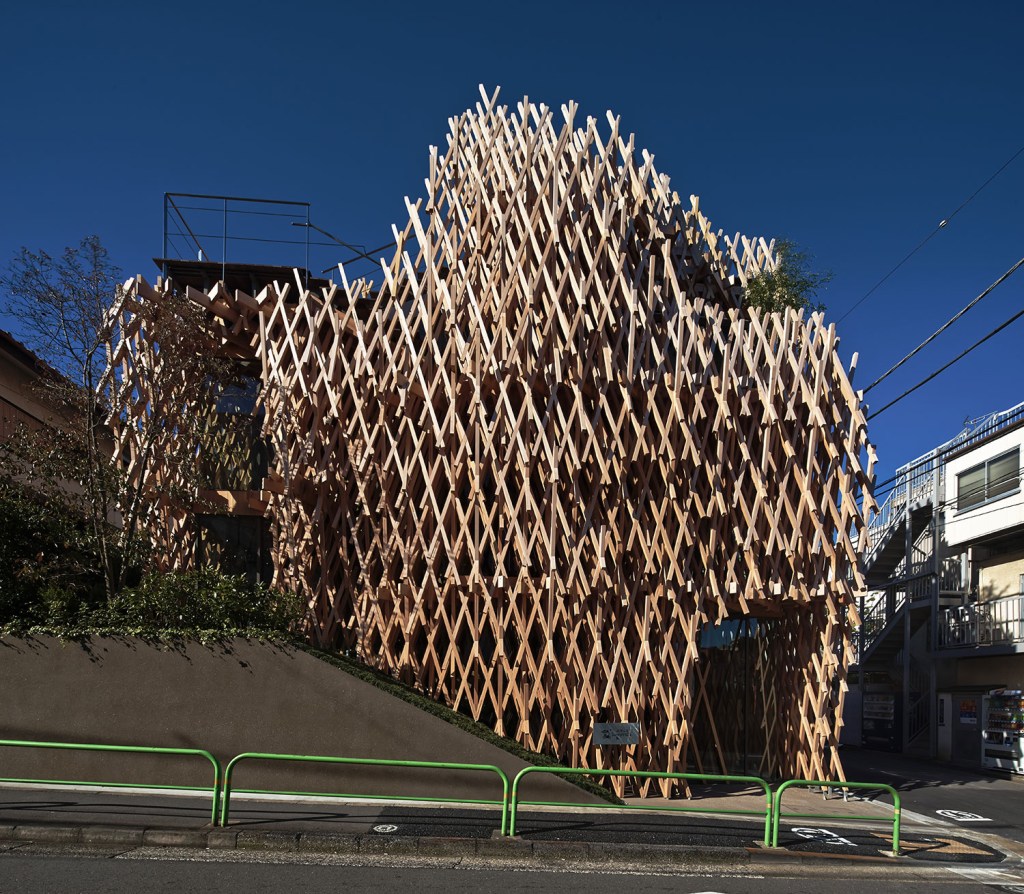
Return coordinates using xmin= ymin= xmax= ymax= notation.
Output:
xmin=744 ymin=239 xmax=831 ymax=314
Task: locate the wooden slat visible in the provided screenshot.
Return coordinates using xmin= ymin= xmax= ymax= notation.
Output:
xmin=107 ymin=87 xmax=872 ymax=795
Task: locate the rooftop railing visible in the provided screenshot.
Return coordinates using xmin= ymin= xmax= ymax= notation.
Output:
xmin=865 ymin=402 xmax=1024 ymax=561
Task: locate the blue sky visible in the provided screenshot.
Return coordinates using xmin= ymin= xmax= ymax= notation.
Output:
xmin=3 ymin=0 xmax=1023 ymax=492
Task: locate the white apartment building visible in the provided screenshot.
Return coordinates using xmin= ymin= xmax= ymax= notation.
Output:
xmin=856 ymin=401 xmax=1024 ymax=771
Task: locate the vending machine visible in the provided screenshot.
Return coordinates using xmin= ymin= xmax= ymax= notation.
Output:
xmin=862 ymin=692 xmax=900 ymax=752
xmin=981 ymin=689 xmax=1024 ymax=774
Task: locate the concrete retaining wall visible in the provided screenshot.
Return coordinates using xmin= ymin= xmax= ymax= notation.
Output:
xmin=0 ymin=636 xmax=601 ymax=806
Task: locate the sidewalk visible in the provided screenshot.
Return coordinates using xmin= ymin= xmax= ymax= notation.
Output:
xmin=0 ymin=774 xmax=1015 ymax=868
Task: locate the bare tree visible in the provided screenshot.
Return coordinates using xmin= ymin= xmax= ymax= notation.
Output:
xmin=1 ymin=237 xmax=231 ymax=598
xmin=1 ymin=237 xmax=121 ymax=593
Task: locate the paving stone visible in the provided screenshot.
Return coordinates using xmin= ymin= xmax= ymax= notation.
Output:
xmin=530 ymin=839 xmax=590 ymax=862
xmin=474 ymin=836 xmax=534 ymax=859
xmin=206 ymin=829 xmax=239 ymax=849
xmin=14 ymin=825 xmax=81 ymax=844
xmin=81 ymin=827 xmax=145 ymax=846
xmin=235 ymin=830 xmax=300 ymax=851
xmin=297 ymin=832 xmax=360 ymax=854
xmin=142 ymin=829 xmax=208 ymax=848
xmin=415 ymin=836 xmax=478 ymax=858
xmin=357 ymin=834 xmax=419 ymax=855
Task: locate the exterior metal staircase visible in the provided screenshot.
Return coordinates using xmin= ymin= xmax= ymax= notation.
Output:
xmin=855 ymin=402 xmax=1024 ymax=755
xmin=859 ymin=588 xmax=931 ymax=670
xmin=859 ymin=402 xmax=1024 ymax=662
xmin=859 ymin=469 xmax=935 ymax=669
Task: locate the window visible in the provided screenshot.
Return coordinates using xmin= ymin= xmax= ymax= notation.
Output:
xmin=957 ymin=449 xmax=1020 ymax=510
xmin=196 ymin=514 xmax=272 ymax=584
xmin=199 ymin=367 xmax=271 ymax=491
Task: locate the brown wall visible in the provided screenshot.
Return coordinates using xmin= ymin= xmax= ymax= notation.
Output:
xmin=0 ymin=636 xmax=599 ymax=806
xmin=956 ymin=654 xmax=1024 ymax=689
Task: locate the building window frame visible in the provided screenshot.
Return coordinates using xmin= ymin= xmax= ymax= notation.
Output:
xmin=956 ymin=448 xmax=1020 ymax=513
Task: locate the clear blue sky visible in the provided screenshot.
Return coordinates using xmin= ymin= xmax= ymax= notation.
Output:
xmin=3 ymin=0 xmax=1023 ymax=492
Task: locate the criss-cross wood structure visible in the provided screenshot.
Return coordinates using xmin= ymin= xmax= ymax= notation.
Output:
xmin=107 ymin=87 xmax=874 ymax=792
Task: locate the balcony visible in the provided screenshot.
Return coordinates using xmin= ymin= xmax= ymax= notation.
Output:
xmin=939 ymin=593 xmax=1024 ymax=649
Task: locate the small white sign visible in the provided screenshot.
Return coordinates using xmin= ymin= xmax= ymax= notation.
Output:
xmin=594 ymin=722 xmax=640 ymax=745
xmin=372 ymin=824 xmax=399 ymax=833
xmin=936 ymin=809 xmax=991 ymax=822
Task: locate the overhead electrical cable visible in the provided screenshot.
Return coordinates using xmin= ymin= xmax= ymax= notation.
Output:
xmin=837 ymin=142 xmax=1024 ymax=324
xmin=863 ymin=254 xmax=1024 ymax=394
xmin=861 ymin=428 xmax=1016 ymax=507
xmin=867 ymin=303 xmax=1024 ymax=420
xmin=857 ymin=398 xmax=1024 ymax=507
xmin=867 ymin=463 xmax=1020 ymax=511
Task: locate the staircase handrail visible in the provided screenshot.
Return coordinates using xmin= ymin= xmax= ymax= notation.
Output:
xmin=859 ymin=588 xmax=906 ymax=660
xmin=864 ymin=486 xmax=906 ymax=570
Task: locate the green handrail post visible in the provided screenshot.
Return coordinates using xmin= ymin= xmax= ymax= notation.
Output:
xmin=508 ymin=766 xmax=773 ymax=846
xmin=220 ymin=751 xmax=510 ymax=833
xmin=0 ymin=738 xmax=223 ymax=826
xmin=770 ymin=778 xmax=901 ymax=855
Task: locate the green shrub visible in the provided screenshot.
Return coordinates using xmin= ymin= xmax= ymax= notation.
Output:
xmin=100 ymin=568 xmax=303 ymax=638
xmin=0 ymin=482 xmax=104 ymax=624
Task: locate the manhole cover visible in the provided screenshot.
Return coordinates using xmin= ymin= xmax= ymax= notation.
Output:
xmin=372 ymin=824 xmax=399 ymax=834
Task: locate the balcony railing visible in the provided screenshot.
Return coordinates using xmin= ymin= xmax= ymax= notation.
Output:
xmin=865 ymin=401 xmax=1024 ymax=567
xmin=939 ymin=593 xmax=1024 ymax=649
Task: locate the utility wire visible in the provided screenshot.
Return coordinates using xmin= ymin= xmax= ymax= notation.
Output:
xmin=867 ymin=303 xmax=1024 ymax=420
xmin=863 ymin=254 xmax=1024 ymax=394
xmin=859 ymin=398 xmax=1024 ymax=503
xmin=873 ymin=465 xmax=1020 ymax=513
xmin=837 ymin=142 xmax=1024 ymax=324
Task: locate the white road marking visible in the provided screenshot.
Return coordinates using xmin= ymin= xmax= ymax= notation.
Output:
xmin=936 ymin=809 xmax=991 ymax=822
xmin=947 ymin=866 xmax=1024 ymax=882
xmin=790 ymin=826 xmax=855 ymax=847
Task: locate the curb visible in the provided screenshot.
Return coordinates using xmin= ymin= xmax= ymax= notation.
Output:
xmin=0 ymin=822 xmax=755 ymax=865
xmin=0 ymin=822 xmax=1013 ymax=869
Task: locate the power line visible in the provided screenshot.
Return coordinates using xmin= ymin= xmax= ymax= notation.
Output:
xmin=867 ymin=303 xmax=1024 ymax=420
xmin=858 ymin=405 xmax=1024 ymax=504
xmin=871 ymin=455 xmax=1020 ymax=506
xmin=943 ymin=466 xmax=1021 ymax=513
xmin=837 ymin=142 xmax=1024 ymax=324
xmin=866 ymin=482 xmax=1024 ymax=547
xmin=863 ymin=254 xmax=1024 ymax=394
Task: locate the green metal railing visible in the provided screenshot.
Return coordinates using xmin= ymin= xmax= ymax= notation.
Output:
xmin=0 ymin=738 xmax=223 ymax=825
xmin=219 ymin=751 xmax=511 ymax=832
xmin=770 ymin=779 xmax=901 ymax=854
xmin=0 ymin=738 xmax=902 ymax=853
xmin=508 ymin=766 xmax=774 ymax=845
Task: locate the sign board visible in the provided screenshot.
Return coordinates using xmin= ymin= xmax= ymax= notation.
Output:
xmin=959 ymin=699 xmax=978 ymax=726
xmin=863 ymin=693 xmax=895 ymax=720
xmin=594 ymin=722 xmax=640 ymax=745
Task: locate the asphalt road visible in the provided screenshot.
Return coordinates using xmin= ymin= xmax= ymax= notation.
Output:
xmin=1 ymin=848 xmax=1022 ymax=894
xmin=842 ymin=747 xmax=1024 ymax=844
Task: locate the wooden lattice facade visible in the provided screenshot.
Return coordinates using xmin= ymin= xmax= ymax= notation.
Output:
xmin=107 ymin=88 xmax=874 ymax=792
